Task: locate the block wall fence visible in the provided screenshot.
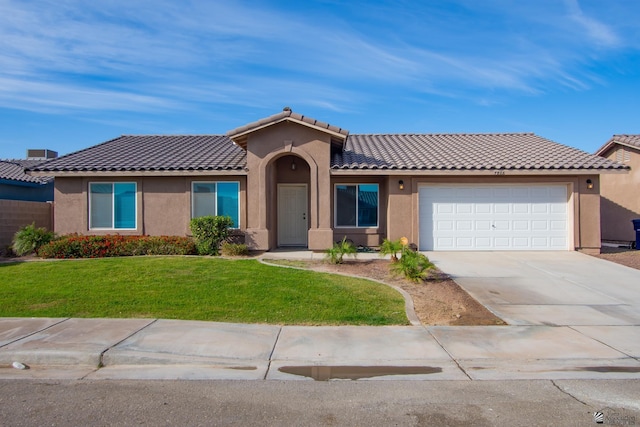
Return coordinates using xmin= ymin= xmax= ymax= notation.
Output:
xmin=0 ymin=200 xmax=52 ymax=251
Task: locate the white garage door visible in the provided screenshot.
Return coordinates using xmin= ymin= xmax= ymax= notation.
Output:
xmin=419 ymin=184 xmax=569 ymax=251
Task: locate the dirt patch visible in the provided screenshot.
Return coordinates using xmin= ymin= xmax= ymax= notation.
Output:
xmin=592 ymin=247 xmax=640 ymax=270
xmin=270 ymin=259 xmax=505 ymax=326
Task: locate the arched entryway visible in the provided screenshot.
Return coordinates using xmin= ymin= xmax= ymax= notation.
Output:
xmin=273 ymin=154 xmax=310 ymax=247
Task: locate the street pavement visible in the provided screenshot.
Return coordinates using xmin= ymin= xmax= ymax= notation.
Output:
xmin=0 ymin=251 xmax=639 ymax=382
xmin=1 ymin=379 xmax=639 ymax=426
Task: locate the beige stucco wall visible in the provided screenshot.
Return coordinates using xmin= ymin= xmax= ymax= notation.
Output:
xmin=0 ymin=199 xmax=52 ymax=251
xmin=600 ymin=146 xmax=640 ymax=242
xmin=53 ymin=176 xmax=246 ymax=237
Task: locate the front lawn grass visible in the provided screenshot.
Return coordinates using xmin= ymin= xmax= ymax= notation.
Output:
xmin=0 ymin=257 xmax=407 ymax=325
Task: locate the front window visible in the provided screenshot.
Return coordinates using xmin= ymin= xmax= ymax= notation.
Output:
xmin=192 ymin=181 xmax=240 ymax=227
xmin=335 ymin=184 xmax=379 ymax=227
xmin=89 ymin=182 xmax=136 ymax=229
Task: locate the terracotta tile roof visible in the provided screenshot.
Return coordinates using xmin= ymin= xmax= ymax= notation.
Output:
xmin=29 ymin=130 xmax=624 ymax=175
xmin=332 ymin=133 xmax=626 ymax=171
xmin=0 ymin=160 xmax=53 ymax=184
xmin=29 ymin=135 xmax=246 ymax=173
xmin=595 ymin=134 xmax=640 ymax=156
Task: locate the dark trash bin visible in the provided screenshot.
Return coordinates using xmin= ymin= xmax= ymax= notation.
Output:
xmin=632 ymin=219 xmax=640 ymax=250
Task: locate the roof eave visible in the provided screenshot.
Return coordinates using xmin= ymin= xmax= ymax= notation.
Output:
xmin=28 ymin=169 xmax=248 ymax=177
xmin=330 ymin=168 xmax=629 ymax=176
xmin=595 ymin=140 xmax=640 ymax=157
xmin=227 ymin=116 xmax=348 ymax=148
xmin=0 ymin=178 xmax=47 ymax=187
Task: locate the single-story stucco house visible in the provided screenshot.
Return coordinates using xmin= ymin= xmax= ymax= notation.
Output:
xmin=1 ymin=151 xmax=56 ymax=251
xmin=596 ymin=134 xmax=640 ymax=243
xmin=0 ymin=159 xmax=54 ymax=202
xmin=28 ymin=109 xmax=628 ymax=254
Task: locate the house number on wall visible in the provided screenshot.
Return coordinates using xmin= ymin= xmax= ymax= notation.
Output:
xmin=494 ymin=171 xmax=506 ymax=175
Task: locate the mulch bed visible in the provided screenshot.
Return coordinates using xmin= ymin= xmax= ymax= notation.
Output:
xmin=292 ymin=259 xmax=505 ymax=326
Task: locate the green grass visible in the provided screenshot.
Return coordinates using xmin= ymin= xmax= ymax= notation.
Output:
xmin=0 ymin=257 xmax=407 ymax=325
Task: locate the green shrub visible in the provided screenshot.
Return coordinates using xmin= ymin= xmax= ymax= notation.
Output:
xmin=37 ymin=235 xmax=196 ymax=259
xmin=12 ymin=223 xmax=55 ymax=256
xmin=189 ymin=216 xmax=234 ymax=256
xmin=221 ymin=242 xmax=249 ymax=256
xmin=391 ymin=247 xmax=435 ymax=282
xmin=324 ymin=237 xmax=357 ymax=264
xmin=379 ymin=238 xmax=403 ymax=262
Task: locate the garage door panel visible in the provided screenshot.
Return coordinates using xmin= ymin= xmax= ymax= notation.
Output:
xmin=494 ymin=237 xmax=510 ymax=248
xmin=513 ymin=237 xmax=530 ymax=248
xmin=475 ymin=237 xmax=492 ymax=248
xmin=456 ymin=203 xmax=473 ymax=214
xmin=436 ymin=220 xmax=454 ymax=230
xmin=513 ymin=203 xmax=529 ymax=214
xmin=456 ymin=220 xmax=473 ymax=230
xmin=456 ymin=237 xmax=473 ymax=248
xmin=532 ymin=203 xmax=549 ymax=214
xmin=494 ymin=203 xmax=510 ymax=214
xmin=419 ymin=184 xmax=569 ymax=251
xmin=513 ymin=220 xmax=529 ymax=230
xmin=437 ymin=204 xmax=454 ymax=214
xmin=532 ymin=237 xmax=549 ymax=247
xmin=494 ymin=220 xmax=509 ymax=230
xmin=476 ymin=203 xmax=491 ymax=214
xmin=532 ymin=220 xmax=548 ymax=230
xmin=476 ymin=220 xmax=491 ymax=230
xmin=437 ymin=237 xmax=454 ymax=249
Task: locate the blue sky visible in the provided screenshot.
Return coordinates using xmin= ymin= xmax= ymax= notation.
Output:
xmin=1 ymin=0 xmax=639 ymax=159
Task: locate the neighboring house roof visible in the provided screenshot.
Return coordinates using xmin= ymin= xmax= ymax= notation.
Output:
xmin=28 ymin=135 xmax=246 ymax=173
xmin=29 ymin=112 xmax=626 ymax=175
xmin=595 ymin=134 xmax=640 ymax=157
xmin=0 ymin=160 xmax=53 ymax=184
xmin=333 ymin=133 xmax=626 ymax=171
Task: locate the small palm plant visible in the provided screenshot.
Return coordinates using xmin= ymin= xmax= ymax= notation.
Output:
xmin=12 ymin=223 xmax=55 ymax=256
xmin=324 ymin=237 xmax=357 ymax=264
xmin=379 ymin=238 xmax=403 ymax=262
xmin=391 ymin=246 xmax=435 ymax=282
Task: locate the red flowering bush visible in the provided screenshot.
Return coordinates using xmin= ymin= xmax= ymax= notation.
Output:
xmin=37 ymin=235 xmax=197 ymax=259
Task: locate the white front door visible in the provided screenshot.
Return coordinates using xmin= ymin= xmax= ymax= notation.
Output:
xmin=419 ymin=184 xmax=569 ymax=251
xmin=278 ymin=184 xmax=308 ymax=246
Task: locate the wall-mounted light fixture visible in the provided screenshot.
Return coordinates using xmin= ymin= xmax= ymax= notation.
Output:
xmin=586 ymin=179 xmax=593 ymax=190
xmin=399 ymin=179 xmax=404 ymax=190
xmin=291 ymin=159 xmax=296 ymax=171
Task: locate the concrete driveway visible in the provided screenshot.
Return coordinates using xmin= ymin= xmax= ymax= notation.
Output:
xmin=426 ymin=251 xmax=640 ymax=327
xmin=424 ymin=251 xmax=640 ymax=379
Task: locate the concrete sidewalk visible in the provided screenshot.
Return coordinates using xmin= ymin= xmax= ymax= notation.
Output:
xmin=1 ymin=317 xmax=639 ymax=381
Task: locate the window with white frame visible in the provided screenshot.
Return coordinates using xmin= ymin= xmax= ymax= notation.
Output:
xmin=192 ymin=181 xmax=240 ymax=227
xmin=89 ymin=182 xmax=137 ymax=229
xmin=335 ymin=184 xmax=379 ymax=227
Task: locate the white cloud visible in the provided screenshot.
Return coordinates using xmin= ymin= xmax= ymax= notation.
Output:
xmin=564 ymin=0 xmax=621 ymax=47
